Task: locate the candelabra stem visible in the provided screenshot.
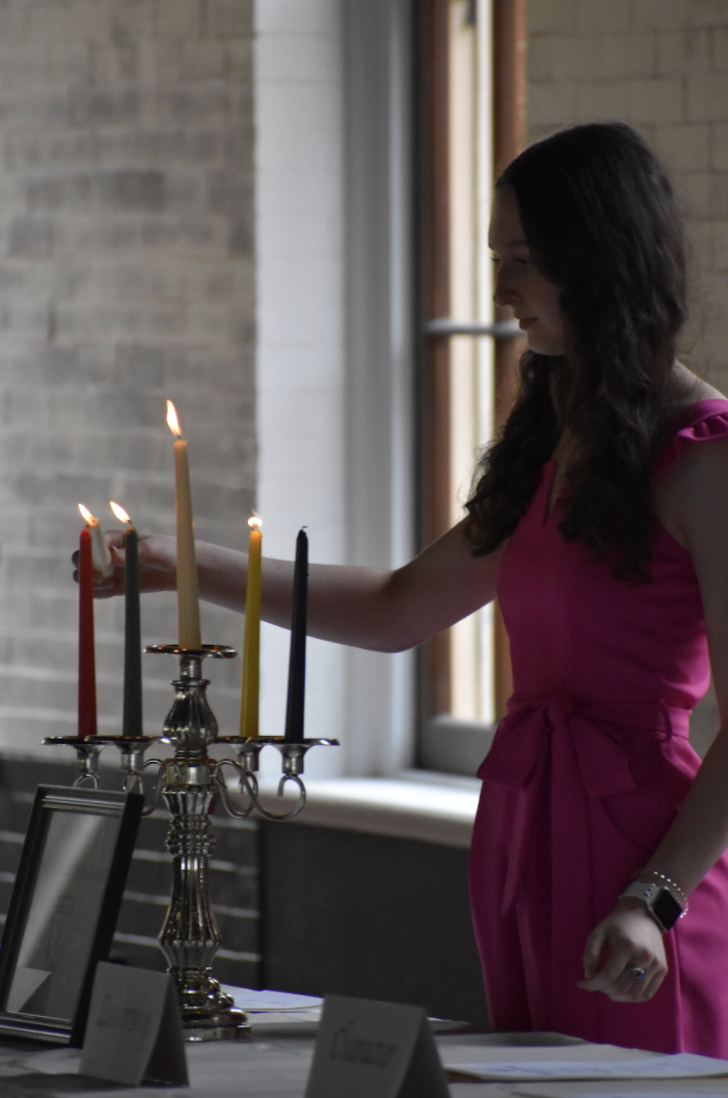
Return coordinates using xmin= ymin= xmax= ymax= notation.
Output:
xmin=149 ymin=645 xmax=249 ymax=1041
xmin=159 ymin=779 xmax=246 ymax=1039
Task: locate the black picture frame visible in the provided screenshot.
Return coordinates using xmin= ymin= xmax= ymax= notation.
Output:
xmin=0 ymin=784 xmax=143 ymax=1045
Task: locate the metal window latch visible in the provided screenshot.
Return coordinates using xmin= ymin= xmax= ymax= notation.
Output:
xmin=423 ymin=318 xmax=522 ymax=339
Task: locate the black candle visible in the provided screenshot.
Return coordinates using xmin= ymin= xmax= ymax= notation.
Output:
xmin=284 ymin=528 xmax=308 ymax=742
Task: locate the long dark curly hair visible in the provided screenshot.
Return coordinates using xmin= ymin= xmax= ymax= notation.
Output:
xmin=464 ymin=123 xmax=689 ymax=582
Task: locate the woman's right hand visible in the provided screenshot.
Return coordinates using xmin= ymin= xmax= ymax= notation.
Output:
xmin=72 ymin=532 xmax=178 ymax=598
xmin=578 ymin=896 xmax=668 ymax=1003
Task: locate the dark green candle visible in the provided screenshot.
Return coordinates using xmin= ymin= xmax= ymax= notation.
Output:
xmin=284 ymin=528 xmax=308 ymax=742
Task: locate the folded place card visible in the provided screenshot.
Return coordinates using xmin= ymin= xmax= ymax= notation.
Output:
xmin=304 ymin=994 xmax=449 ymax=1098
xmin=79 ymin=962 xmax=188 ymax=1087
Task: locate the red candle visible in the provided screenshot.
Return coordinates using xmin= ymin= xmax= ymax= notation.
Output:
xmin=78 ymin=526 xmax=97 ymax=737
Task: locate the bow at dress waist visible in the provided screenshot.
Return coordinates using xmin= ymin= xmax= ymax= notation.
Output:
xmin=477 ymin=693 xmax=691 ymax=913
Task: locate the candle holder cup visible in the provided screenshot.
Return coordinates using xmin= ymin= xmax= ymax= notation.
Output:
xmin=44 ymin=642 xmax=338 ymax=1042
xmin=42 ymin=736 xmax=108 ymax=788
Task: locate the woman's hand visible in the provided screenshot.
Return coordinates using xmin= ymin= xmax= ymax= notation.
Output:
xmin=577 ymin=896 xmax=667 ymax=1003
xmin=72 ymin=531 xmax=178 ymax=598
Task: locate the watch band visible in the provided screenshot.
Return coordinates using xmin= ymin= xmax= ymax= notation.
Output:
xmin=631 ymin=867 xmax=688 ymax=908
xmin=619 ymin=879 xmax=684 ymax=932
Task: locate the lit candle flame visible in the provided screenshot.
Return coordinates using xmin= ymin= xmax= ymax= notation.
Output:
xmin=109 ymin=501 xmax=132 ymax=525
xmin=248 ymin=516 xmax=263 ymax=530
xmin=78 ymin=503 xmax=96 ymax=525
xmin=166 ymin=399 xmax=182 ymax=438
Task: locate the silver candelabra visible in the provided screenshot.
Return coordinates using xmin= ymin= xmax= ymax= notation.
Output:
xmin=45 ymin=643 xmax=338 ymax=1041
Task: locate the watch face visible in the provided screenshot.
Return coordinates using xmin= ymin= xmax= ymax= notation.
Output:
xmin=653 ymin=888 xmax=682 ymax=930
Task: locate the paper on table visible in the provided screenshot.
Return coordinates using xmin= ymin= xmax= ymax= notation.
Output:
xmin=442 ymin=1053 xmax=728 ymax=1082
xmin=220 ymin=985 xmax=323 ymax=1013
xmin=512 ymin=1088 xmax=728 ymax=1098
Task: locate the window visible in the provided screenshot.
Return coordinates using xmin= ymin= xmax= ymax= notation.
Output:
xmin=418 ymin=0 xmax=527 ymax=773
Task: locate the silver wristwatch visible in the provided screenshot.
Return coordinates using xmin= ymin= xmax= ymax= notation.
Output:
xmin=619 ymin=879 xmax=683 ymax=932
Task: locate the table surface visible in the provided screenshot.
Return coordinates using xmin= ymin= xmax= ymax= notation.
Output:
xmin=1 ymin=1000 xmax=728 ymax=1097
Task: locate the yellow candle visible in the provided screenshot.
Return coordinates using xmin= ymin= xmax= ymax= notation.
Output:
xmin=78 ymin=504 xmax=114 ymax=577
xmin=239 ymin=517 xmax=262 ymax=738
xmin=166 ymin=400 xmax=201 ymax=650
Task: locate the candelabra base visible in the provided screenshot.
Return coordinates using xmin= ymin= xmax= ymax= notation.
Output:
xmin=185 ymin=1018 xmax=250 ymax=1043
xmin=172 ymin=970 xmax=251 ymax=1042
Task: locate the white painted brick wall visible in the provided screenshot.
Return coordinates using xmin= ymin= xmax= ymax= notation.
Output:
xmin=529 ymin=0 xmax=728 ymax=387
xmin=0 ymin=0 xmax=255 ymax=756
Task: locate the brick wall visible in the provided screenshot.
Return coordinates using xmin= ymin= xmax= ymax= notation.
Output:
xmin=528 ymin=0 xmax=728 ymax=387
xmin=0 ymin=0 xmax=255 ymax=755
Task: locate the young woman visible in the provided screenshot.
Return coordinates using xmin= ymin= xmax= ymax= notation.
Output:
xmin=95 ymin=124 xmax=728 ymax=1056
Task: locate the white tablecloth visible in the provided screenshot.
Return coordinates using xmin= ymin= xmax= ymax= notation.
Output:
xmin=0 ymin=1006 xmax=727 ymax=1096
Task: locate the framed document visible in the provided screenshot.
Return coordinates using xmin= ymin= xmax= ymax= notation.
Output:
xmin=0 ymin=784 xmax=143 ymax=1045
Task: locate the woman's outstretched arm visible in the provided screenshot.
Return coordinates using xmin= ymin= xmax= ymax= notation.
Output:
xmin=95 ymin=521 xmax=505 ymax=654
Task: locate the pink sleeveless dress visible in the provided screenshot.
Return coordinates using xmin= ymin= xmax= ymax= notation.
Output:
xmin=469 ymin=399 xmax=728 ymax=1055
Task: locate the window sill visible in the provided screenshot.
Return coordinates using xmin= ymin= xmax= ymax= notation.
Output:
xmin=420 ymin=715 xmax=496 ymax=776
xmin=256 ymin=770 xmax=481 ymax=849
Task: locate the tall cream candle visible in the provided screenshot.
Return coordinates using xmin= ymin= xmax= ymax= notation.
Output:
xmin=167 ymin=400 xmax=201 ymax=650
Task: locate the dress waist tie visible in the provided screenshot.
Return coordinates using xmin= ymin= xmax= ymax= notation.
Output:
xmin=476 ymin=694 xmax=690 ymax=914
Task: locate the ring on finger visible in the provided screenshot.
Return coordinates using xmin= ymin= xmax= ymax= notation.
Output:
xmin=627 ymin=964 xmax=646 ymax=980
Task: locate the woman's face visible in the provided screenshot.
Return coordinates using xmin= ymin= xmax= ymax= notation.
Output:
xmin=489 ymin=185 xmax=565 ymax=357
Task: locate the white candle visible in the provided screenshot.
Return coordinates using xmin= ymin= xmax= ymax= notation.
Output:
xmin=166 ymin=400 xmax=201 ymax=650
xmin=78 ymin=504 xmax=114 ymax=577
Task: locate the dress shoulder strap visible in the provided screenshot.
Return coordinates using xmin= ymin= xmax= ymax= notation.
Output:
xmin=653 ymin=398 xmax=728 ymax=479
